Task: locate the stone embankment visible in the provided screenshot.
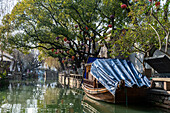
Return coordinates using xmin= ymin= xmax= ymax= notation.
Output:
xmin=58 ymin=73 xmax=82 ymax=89
xmin=148 ymin=78 xmax=170 ymax=109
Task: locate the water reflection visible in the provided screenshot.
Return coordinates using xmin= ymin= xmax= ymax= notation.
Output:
xmin=82 ymin=95 xmax=169 ymax=113
xmin=82 ymin=95 xmax=115 ymax=113
xmin=0 ymin=80 xmax=83 ymax=113
xmin=0 ymin=80 xmax=169 ymax=113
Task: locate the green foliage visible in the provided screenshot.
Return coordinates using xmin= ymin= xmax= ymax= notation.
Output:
xmin=1 ymin=0 xmax=169 ymax=69
xmin=0 ymin=71 xmax=7 ymax=79
xmin=1 ymin=0 xmax=131 ymax=68
xmin=0 ymin=61 xmax=10 ymax=78
xmin=109 ymin=0 xmax=169 ymax=58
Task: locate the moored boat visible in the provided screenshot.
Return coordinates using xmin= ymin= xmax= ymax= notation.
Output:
xmin=82 ymin=57 xmax=150 ymax=103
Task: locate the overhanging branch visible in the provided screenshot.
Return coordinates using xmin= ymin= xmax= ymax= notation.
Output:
xmin=149 ymin=24 xmax=161 ymax=50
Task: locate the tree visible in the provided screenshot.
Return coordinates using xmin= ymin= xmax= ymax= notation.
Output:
xmin=110 ymin=0 xmax=169 ymax=70
xmin=2 ymin=0 xmax=131 ymax=70
xmin=44 ymin=57 xmax=61 ymax=71
xmin=21 ymin=50 xmax=43 ymax=72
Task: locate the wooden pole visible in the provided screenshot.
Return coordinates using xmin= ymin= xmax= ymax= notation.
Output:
xmin=125 ymin=88 xmax=128 ymax=107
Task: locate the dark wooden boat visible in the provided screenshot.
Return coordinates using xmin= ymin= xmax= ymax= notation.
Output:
xmin=82 ymin=63 xmax=148 ymax=103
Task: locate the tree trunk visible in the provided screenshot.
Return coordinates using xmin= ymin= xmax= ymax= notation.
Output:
xmin=58 ymin=57 xmax=65 ymax=70
xmin=1 ymin=50 xmax=3 ymax=62
xmin=163 ymin=0 xmax=168 ymax=22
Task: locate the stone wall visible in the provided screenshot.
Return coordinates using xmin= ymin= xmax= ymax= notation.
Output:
xmin=148 ymin=89 xmax=170 ymax=109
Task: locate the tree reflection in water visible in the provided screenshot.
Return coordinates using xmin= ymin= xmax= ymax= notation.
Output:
xmin=0 ymin=80 xmax=83 ymax=113
xmin=0 ymin=80 xmax=168 ymax=113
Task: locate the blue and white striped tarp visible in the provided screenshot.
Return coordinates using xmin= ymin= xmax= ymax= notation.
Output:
xmin=90 ymin=58 xmax=150 ymax=95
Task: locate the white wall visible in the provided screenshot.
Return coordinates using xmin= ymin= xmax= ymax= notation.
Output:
xmin=129 ymin=52 xmax=145 ymax=73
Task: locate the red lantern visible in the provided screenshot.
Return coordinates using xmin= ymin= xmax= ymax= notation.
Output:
xmin=62 ymin=60 xmax=65 ymax=63
xmin=108 ymin=24 xmax=112 ymax=28
xmin=121 ymin=4 xmax=127 ymax=9
xmin=149 ymin=0 xmax=156 ymax=2
xmin=64 ymin=37 xmax=67 ymax=42
xmin=52 ymin=49 xmax=54 ymax=52
xmin=155 ymin=2 xmax=160 ymax=7
xmin=110 ymin=15 xmax=114 ymax=19
xmin=72 ymin=56 xmax=75 ymax=60
xmin=104 ymin=37 xmax=107 ymax=39
xmin=75 ymin=25 xmax=78 ymax=28
xmin=56 ymin=37 xmax=60 ymax=40
xmin=85 ymin=26 xmax=88 ymax=30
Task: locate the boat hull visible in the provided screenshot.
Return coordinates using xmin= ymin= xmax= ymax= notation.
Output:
xmin=82 ymin=84 xmax=147 ymax=103
xmin=82 ymin=84 xmax=115 ymax=103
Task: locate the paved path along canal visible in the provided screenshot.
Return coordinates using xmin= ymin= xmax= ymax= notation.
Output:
xmin=0 ymin=79 xmax=169 ymax=113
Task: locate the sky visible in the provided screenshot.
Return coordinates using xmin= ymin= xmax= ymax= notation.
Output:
xmin=0 ymin=0 xmax=18 ymax=25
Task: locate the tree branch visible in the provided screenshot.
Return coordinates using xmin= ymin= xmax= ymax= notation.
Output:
xmin=165 ymin=32 xmax=169 ymax=53
xmin=0 ymin=54 xmax=14 ymax=61
xmin=40 ymin=2 xmax=62 ymax=27
xmin=151 ymin=13 xmax=168 ymax=35
xmin=133 ymin=44 xmax=146 ymax=53
xmin=135 ymin=54 xmax=143 ymax=64
xmin=149 ymin=24 xmax=161 ymax=50
xmin=70 ymin=5 xmax=101 ymax=37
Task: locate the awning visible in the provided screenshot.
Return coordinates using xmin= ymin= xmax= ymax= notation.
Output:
xmin=144 ymin=55 xmax=170 ymax=73
xmin=90 ymin=59 xmax=150 ymax=95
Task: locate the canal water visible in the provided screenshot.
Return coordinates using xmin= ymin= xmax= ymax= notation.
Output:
xmin=0 ymin=79 xmax=169 ymax=113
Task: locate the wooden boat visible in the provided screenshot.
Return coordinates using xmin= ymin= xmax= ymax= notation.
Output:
xmin=82 ymin=63 xmax=148 ymax=103
xmin=82 ymin=63 xmax=115 ymax=103
xmin=82 ymin=83 xmax=114 ymax=103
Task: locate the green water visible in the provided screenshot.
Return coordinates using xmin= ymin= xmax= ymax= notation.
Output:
xmin=0 ymin=80 xmax=169 ymax=113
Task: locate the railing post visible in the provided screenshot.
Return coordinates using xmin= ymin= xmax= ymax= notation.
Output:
xmin=164 ymin=82 xmax=167 ymax=91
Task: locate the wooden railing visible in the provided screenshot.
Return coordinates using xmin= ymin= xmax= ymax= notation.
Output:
xmin=151 ymin=78 xmax=170 ymax=91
